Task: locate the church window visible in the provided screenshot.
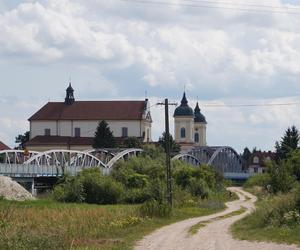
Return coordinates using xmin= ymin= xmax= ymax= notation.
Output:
xmin=194 ymin=133 xmax=199 ymax=143
xmin=180 ymin=127 xmax=186 ymax=138
xmin=75 ymin=127 xmax=81 ymax=137
xmin=122 ymin=127 xmax=128 ymax=137
xmin=44 ymin=129 xmax=50 ymax=136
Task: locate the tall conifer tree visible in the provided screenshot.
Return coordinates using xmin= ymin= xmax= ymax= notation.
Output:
xmin=93 ymin=120 xmax=116 ymax=148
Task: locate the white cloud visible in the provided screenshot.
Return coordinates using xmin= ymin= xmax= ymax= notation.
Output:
xmin=1 ymin=0 xmax=300 ymax=152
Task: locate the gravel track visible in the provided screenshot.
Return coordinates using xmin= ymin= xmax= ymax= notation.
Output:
xmin=135 ymin=187 xmax=300 ymax=250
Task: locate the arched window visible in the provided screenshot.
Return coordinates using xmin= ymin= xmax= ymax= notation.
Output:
xmin=194 ymin=133 xmax=199 ymax=143
xmin=180 ymin=127 xmax=186 ymax=138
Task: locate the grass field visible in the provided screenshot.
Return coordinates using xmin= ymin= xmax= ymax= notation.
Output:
xmin=231 ymin=187 xmax=300 ymax=247
xmin=0 ymin=193 xmax=232 ymax=250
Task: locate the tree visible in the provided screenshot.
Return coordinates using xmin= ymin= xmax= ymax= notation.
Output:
xmin=241 ymin=147 xmax=252 ymax=170
xmin=15 ymin=131 xmax=30 ymax=149
xmin=93 ymin=120 xmax=116 ymax=148
xmin=241 ymin=147 xmax=251 ymax=162
xmin=123 ymin=137 xmax=142 ymax=148
xmin=267 ymin=161 xmax=295 ymax=193
xmin=158 ymin=132 xmax=180 ymax=154
xmin=275 ymin=126 xmax=299 ymax=160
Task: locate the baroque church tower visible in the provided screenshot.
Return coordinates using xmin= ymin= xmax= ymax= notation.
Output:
xmin=174 ymin=92 xmax=207 ymax=151
xmin=65 ymin=83 xmax=75 ymax=105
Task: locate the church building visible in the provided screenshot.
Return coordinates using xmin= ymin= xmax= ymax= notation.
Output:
xmin=174 ymin=92 xmax=207 ymax=151
xmin=26 ymin=83 xmax=152 ymax=151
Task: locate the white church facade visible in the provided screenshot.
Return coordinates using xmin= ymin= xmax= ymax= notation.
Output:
xmin=174 ymin=92 xmax=207 ymax=151
xmin=26 ymin=83 xmax=152 ymax=151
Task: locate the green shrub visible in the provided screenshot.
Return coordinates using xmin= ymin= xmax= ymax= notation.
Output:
xmin=145 ymin=178 xmax=166 ymax=203
xmin=252 ymin=192 xmax=297 ymax=227
xmin=244 ymin=173 xmax=271 ymax=188
xmin=141 ymin=144 xmax=165 ymax=159
xmin=188 ymin=178 xmax=209 ymax=199
xmin=123 ymin=137 xmax=142 ymax=148
xmin=267 ymin=161 xmax=295 ymax=193
xmin=52 ymin=177 xmax=85 ymax=203
xmin=82 ymin=176 xmax=123 ymax=204
xmin=139 ymin=199 xmax=172 ymax=218
xmin=126 ymin=173 xmax=149 ymax=188
xmin=123 ymin=188 xmax=150 ymax=204
xmin=173 ymin=164 xmax=194 ymax=189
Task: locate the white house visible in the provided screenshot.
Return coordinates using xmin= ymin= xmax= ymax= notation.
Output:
xmin=26 ymin=83 xmax=152 ymax=151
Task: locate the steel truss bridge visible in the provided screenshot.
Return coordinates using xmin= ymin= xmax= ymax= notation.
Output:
xmin=0 ymin=146 xmax=246 ymax=180
xmin=172 ymin=146 xmax=247 ymax=179
xmin=0 ymin=149 xmax=142 ymax=177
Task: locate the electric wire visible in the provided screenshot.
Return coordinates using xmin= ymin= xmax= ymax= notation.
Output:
xmin=121 ymin=0 xmax=300 ymax=15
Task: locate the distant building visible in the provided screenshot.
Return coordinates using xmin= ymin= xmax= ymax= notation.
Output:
xmin=26 ymin=83 xmax=152 ymax=151
xmin=247 ymin=151 xmax=275 ymax=174
xmin=173 ymin=92 xmax=207 ymax=151
xmin=0 ymin=141 xmax=10 ymax=151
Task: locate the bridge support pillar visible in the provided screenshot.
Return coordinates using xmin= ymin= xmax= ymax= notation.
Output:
xmin=31 ymin=178 xmax=36 ymax=196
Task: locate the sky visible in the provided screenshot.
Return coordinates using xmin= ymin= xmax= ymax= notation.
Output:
xmin=1 ymin=0 xmax=300 ymax=153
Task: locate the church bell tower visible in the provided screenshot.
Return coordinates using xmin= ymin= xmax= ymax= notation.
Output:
xmin=65 ymin=83 xmax=75 ymax=105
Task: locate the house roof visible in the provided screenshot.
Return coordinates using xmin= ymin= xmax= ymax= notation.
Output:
xmin=26 ymin=136 xmax=94 ymax=146
xmin=29 ymin=101 xmax=146 ymax=121
xmin=25 ymin=136 xmax=137 ymax=147
xmin=0 ymin=141 xmax=10 ymax=150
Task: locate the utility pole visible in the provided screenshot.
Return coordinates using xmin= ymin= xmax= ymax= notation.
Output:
xmin=157 ymin=99 xmax=177 ymax=207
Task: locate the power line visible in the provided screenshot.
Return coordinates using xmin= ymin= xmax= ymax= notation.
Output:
xmin=121 ymin=0 xmax=300 ymax=15
xmin=201 ymin=101 xmax=300 ymax=108
xmin=181 ymin=0 xmax=300 ymax=11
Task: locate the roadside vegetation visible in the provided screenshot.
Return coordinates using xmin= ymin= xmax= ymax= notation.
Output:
xmin=232 ymin=126 xmax=300 ymax=246
xmin=0 ymin=145 xmax=234 ymax=250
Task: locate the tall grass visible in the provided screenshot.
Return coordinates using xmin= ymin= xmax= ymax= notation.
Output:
xmin=0 ymin=194 xmax=230 ymax=250
xmin=231 ymin=186 xmax=300 ymax=246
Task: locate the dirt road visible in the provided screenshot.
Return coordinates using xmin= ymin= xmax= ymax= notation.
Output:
xmin=135 ymin=187 xmax=300 ymax=250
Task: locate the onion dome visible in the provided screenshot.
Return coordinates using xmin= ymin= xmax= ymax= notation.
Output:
xmin=174 ymin=92 xmax=194 ymax=117
xmin=194 ymin=102 xmax=207 ymax=123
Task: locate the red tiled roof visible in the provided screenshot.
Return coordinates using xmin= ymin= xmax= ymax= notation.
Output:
xmin=29 ymin=101 xmax=146 ymax=121
xmin=25 ymin=136 xmax=136 ymax=147
xmin=26 ymin=136 xmax=94 ymax=146
xmin=0 ymin=141 xmax=10 ymax=150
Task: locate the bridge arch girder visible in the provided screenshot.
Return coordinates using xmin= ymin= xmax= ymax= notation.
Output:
xmin=107 ymin=148 xmax=143 ymax=169
xmin=207 ymin=146 xmax=242 ymax=173
xmin=24 ymin=149 xmax=108 ymax=169
xmin=83 ymin=149 xmax=115 ymax=164
xmin=172 ymin=153 xmax=201 ymax=166
xmin=0 ymin=150 xmax=39 ymax=165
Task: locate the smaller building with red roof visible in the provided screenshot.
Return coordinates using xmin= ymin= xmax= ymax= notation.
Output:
xmin=0 ymin=141 xmax=10 ymax=151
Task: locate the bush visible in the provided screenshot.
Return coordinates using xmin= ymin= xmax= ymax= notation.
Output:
xmin=80 ymin=174 xmax=124 ymax=204
xmin=126 ymin=173 xmax=149 ymax=189
xmin=286 ymin=149 xmax=300 ymax=181
xmin=53 ymin=168 xmax=124 ymax=204
xmin=267 ymin=161 xmax=295 ymax=193
xmin=252 ymin=192 xmax=298 ymax=227
xmin=52 ymin=177 xmax=85 ymax=203
xmin=173 ymin=164 xmax=194 ymax=189
xmin=139 ymin=199 xmax=172 ymax=218
xmin=122 ymin=188 xmax=150 ymax=204
xmin=244 ymin=173 xmax=271 ymax=188
xmin=188 ymin=178 xmax=209 ymax=199
xmin=145 ymin=178 xmax=166 ymax=203
xmin=123 ymin=137 xmax=142 ymax=148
